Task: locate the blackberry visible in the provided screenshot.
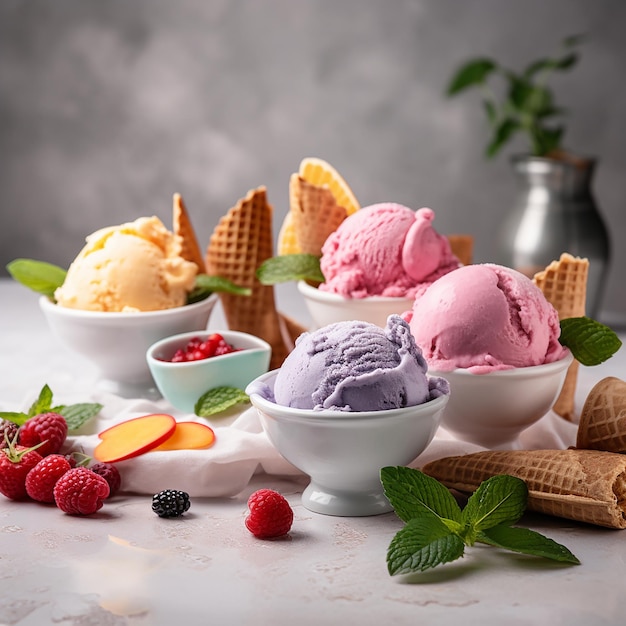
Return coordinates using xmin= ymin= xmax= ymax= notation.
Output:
xmin=0 ymin=420 xmax=19 ymax=446
xmin=152 ymin=489 xmax=191 ymax=518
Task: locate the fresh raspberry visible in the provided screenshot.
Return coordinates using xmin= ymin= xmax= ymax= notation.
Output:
xmin=0 ymin=419 xmax=19 ymax=446
xmin=25 ymin=454 xmax=72 ymax=503
xmin=245 ymin=489 xmax=293 ymax=539
xmin=90 ymin=462 xmax=122 ymax=497
xmin=19 ymin=412 xmax=68 ymax=457
xmin=0 ymin=435 xmax=44 ymax=501
xmin=53 ymin=467 xmax=110 ymax=515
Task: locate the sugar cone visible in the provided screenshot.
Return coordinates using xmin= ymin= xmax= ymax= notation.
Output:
xmin=422 ymin=448 xmax=626 ymax=529
xmin=446 ymin=234 xmax=474 ymax=266
xmin=288 ymin=173 xmax=348 ymax=257
xmin=173 ymin=193 xmax=206 ymax=273
xmin=577 ymin=377 xmax=626 ymax=453
xmin=205 ymin=187 xmax=291 ymax=369
xmin=533 ymin=253 xmax=589 ymax=421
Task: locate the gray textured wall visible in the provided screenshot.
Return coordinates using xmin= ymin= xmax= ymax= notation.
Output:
xmin=1 ymin=0 xmax=624 ymax=321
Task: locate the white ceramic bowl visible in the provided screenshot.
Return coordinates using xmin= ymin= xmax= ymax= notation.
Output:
xmin=147 ymin=330 xmax=271 ymax=414
xmin=430 ymin=351 xmax=574 ymax=449
xmin=297 ymin=280 xmax=413 ymax=328
xmin=246 ymin=370 xmax=448 ymax=517
xmin=40 ymin=294 xmax=218 ymax=398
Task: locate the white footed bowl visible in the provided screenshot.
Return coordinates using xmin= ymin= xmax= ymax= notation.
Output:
xmin=298 ymin=280 xmax=413 ymax=328
xmin=246 ymin=370 xmax=448 ymax=517
xmin=40 ymin=294 xmax=218 ymax=399
xmin=430 ymin=351 xmax=574 ymax=449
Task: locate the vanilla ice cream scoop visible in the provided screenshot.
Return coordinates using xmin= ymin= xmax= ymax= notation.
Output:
xmin=54 ymin=216 xmax=198 ymax=312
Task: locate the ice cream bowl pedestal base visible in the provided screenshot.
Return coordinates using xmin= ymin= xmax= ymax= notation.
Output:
xmin=40 ymin=294 xmax=217 ymax=399
xmin=430 ymin=351 xmax=574 ymax=450
xmin=298 ymin=280 xmax=413 ymax=329
xmin=246 ymin=370 xmax=448 ymax=517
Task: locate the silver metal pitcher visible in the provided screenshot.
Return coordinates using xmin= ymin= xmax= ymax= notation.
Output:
xmin=497 ymin=155 xmax=610 ymax=319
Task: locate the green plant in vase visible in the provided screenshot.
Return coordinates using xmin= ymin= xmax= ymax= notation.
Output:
xmin=446 ymin=34 xmax=585 ymax=161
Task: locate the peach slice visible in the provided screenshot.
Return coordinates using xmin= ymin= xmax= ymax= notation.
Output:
xmin=94 ymin=414 xmax=176 ymax=463
xmin=153 ymin=422 xmax=216 ymax=451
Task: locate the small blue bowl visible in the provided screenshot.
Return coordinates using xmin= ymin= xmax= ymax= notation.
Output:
xmin=147 ymin=330 xmax=272 ymax=414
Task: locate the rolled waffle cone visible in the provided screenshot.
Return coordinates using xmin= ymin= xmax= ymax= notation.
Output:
xmin=422 ymin=448 xmax=626 ymax=529
xmin=533 ymin=253 xmax=589 ymax=421
xmin=205 ymin=187 xmax=297 ymax=369
xmin=577 ymin=377 xmax=626 ymax=453
xmin=173 ymin=193 xmax=206 ymax=273
xmin=289 ymin=173 xmax=348 ymax=257
xmin=446 ymin=234 xmax=474 ymax=266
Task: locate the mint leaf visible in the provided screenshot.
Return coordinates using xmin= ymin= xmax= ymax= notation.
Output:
xmin=256 ymin=254 xmax=325 ymax=285
xmin=195 ymin=386 xmax=250 ymax=417
xmin=7 ymin=259 xmax=67 ymax=298
xmin=27 ymin=384 xmax=54 ymax=417
xmin=462 ymin=475 xmax=527 ymax=536
xmin=479 ymin=525 xmax=580 ymax=564
xmin=381 ymin=466 xmax=463 ymax=525
xmin=188 ymin=274 xmax=251 ymax=304
xmin=559 ymin=317 xmax=622 ymax=366
xmin=53 ymin=403 xmax=103 ymax=431
xmin=0 ymin=412 xmax=29 ymax=426
xmin=383 ymin=469 xmax=580 ymax=577
xmin=387 ymin=516 xmax=465 ymax=575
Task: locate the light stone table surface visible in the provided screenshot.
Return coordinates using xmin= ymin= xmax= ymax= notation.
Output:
xmin=1 ymin=278 xmax=625 ymax=626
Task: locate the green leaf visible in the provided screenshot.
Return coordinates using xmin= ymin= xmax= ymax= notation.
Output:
xmin=55 ymin=403 xmax=103 ymax=431
xmin=380 ymin=466 xmax=463 ymax=524
xmin=559 ymin=317 xmax=622 ymax=366
xmin=187 ymin=274 xmax=251 ymax=304
xmin=478 ymin=525 xmax=580 ymax=564
xmin=28 ymin=384 xmax=54 ymax=417
xmin=0 ymin=411 xmax=29 ymax=426
xmin=462 ymin=475 xmax=527 ymax=535
xmin=195 ymin=386 xmax=250 ymax=417
xmin=6 ymin=259 xmax=67 ymax=298
xmin=387 ymin=517 xmax=465 ymax=575
xmin=563 ymin=33 xmax=586 ymax=48
xmin=446 ymin=58 xmax=497 ymax=96
xmin=256 ymin=254 xmax=325 ymax=285
xmin=486 ymin=118 xmax=519 ymax=158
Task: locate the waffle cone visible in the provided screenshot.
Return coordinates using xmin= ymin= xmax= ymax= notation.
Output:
xmin=446 ymin=234 xmax=474 ymax=266
xmin=277 ymin=212 xmax=299 ymax=255
xmin=289 ymin=174 xmax=348 ymax=257
xmin=423 ymin=448 xmax=626 ymax=529
xmin=173 ymin=193 xmax=206 ymax=273
xmin=205 ymin=187 xmax=290 ymax=369
xmin=577 ymin=377 xmax=626 ymax=453
xmin=533 ymin=253 xmax=589 ymax=421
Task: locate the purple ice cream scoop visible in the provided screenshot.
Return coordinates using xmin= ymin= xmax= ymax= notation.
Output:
xmin=253 ymin=315 xmax=448 ymax=412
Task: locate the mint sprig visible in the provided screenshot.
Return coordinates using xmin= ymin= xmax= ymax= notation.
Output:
xmin=559 ymin=316 xmax=622 ymax=366
xmin=256 ymin=254 xmax=325 ymax=285
xmin=6 ymin=259 xmax=66 ymax=299
xmin=381 ymin=466 xmax=579 ymax=576
xmin=187 ymin=274 xmax=252 ymax=304
xmin=0 ymin=384 xmax=102 ymax=431
xmin=195 ymin=386 xmax=250 ymax=417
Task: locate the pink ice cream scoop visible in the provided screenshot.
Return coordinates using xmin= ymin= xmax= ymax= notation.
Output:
xmin=319 ymin=204 xmax=461 ymax=299
xmin=406 ymin=264 xmax=568 ymax=373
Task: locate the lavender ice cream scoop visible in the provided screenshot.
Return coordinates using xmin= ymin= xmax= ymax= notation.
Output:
xmin=252 ymin=315 xmax=448 ymax=412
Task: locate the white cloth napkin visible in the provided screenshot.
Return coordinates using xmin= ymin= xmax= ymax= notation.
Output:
xmin=62 ymin=388 xmax=578 ymax=498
